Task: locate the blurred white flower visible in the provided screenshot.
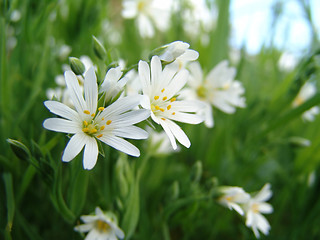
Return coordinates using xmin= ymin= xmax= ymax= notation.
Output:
xmin=182 ymin=60 xmax=246 ymax=127
xmin=138 ymin=56 xmax=204 ymax=149
xmin=218 ymin=186 xmax=250 ymax=216
xmin=10 ymin=10 xmax=21 ymax=22
xmin=58 ymin=44 xmax=72 ymax=60
xmin=278 ymin=52 xmax=298 ymax=72
xmin=158 ymin=41 xmax=199 ymax=70
xmin=244 ymin=183 xmax=273 ymax=238
xmin=122 ymin=0 xmax=172 ymax=38
xmin=292 ymin=81 xmax=319 ymax=122
xmin=75 ymin=207 xmax=124 ymax=240
xmin=43 ymin=67 xmax=149 ymax=169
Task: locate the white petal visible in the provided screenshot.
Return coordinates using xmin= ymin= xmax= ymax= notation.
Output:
xmin=43 ymin=118 xmax=79 ymax=134
xmin=83 ymin=137 xmax=98 ymax=170
xmin=100 ymin=67 xmax=123 ymax=92
xmin=258 ymin=203 xmax=273 ymax=214
xmin=100 ymin=95 xmax=142 ymax=119
xmin=113 ymin=126 xmax=148 ymax=139
xmin=99 ymin=135 xmax=140 ymax=157
xmin=114 ymin=226 xmax=125 ymax=239
xmin=188 ymin=61 xmax=203 ymax=82
xmin=160 ymin=120 xmax=177 ymax=150
xmin=254 ymin=183 xmax=272 ymax=202
xmin=229 ymin=202 xmax=244 ymax=216
xmin=62 ymin=133 xmax=87 ymax=162
xmin=171 ymin=100 xmax=206 ymax=112
xmin=80 ymin=215 xmax=99 ymax=223
xmin=255 ymin=213 xmax=271 ymax=236
xmin=84 ymin=67 xmax=98 ymax=114
xmin=178 ymin=49 xmax=199 ymax=61
xmin=138 ymin=60 xmax=151 ymax=94
xmin=165 ymin=119 xmax=190 ymax=148
xmin=44 ymin=100 xmax=79 ymax=121
xmin=137 ymin=14 xmax=154 ymax=38
xmin=65 ymin=70 xmax=87 ymax=113
xmin=168 ymin=112 xmax=203 ymax=124
xmin=166 ymin=69 xmax=188 ymax=99
xmin=85 ymin=229 xmax=101 ymax=240
xmin=74 ymin=223 xmax=94 ymax=233
xmin=111 ymin=109 xmax=150 ymax=126
xmin=151 ymin=56 xmax=162 ymax=91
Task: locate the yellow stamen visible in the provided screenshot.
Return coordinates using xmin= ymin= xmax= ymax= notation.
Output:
xmin=96 ymin=220 xmax=111 ymax=232
xmin=90 ymin=129 xmax=98 ymax=134
xmin=167 ymin=105 xmax=171 ymax=110
xmin=155 ymin=105 xmax=160 ymax=110
xmin=102 ymin=117 xmax=105 ymax=120
xmin=84 ymin=110 xmax=90 ymax=115
xmin=91 ymin=113 xmax=95 ymax=117
xmin=98 ymin=107 xmax=105 ymax=111
xmin=96 ymin=134 xmax=103 ymax=138
xmin=161 ymin=117 xmax=166 ymax=120
xmin=100 ymin=126 xmax=105 ymax=131
xmin=106 ymin=120 xmax=112 ymax=125
xmin=170 ymin=98 xmax=176 ymax=102
xmin=83 ymin=120 xmax=88 ymax=126
xmin=82 ymin=128 xmax=89 ymax=133
xmin=154 ymin=96 xmax=159 ymax=100
xmin=172 ymin=112 xmax=176 ymax=115
xmin=160 ymin=108 xmax=164 ymax=112
xmin=252 ymin=203 xmax=260 ymax=213
xmin=162 ymin=96 xmax=167 ymax=101
xmin=161 ymin=88 xmax=165 ymax=93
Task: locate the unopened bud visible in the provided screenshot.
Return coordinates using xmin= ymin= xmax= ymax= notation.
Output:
xmin=69 ymin=57 xmax=85 ymax=75
xmin=7 ymin=139 xmax=31 ymax=161
xmin=93 ymin=36 xmax=107 ymax=60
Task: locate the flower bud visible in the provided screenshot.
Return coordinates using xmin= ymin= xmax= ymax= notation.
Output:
xmin=93 ymin=36 xmax=107 ymax=60
xmin=7 ymin=139 xmax=31 ymax=161
xmin=69 ymin=57 xmax=85 ymax=75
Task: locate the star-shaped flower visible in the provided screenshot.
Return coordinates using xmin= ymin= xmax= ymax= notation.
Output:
xmin=43 ymin=67 xmax=150 ymax=169
xmin=75 ymin=207 xmax=124 ymax=240
xmin=138 ymin=56 xmax=204 ymax=149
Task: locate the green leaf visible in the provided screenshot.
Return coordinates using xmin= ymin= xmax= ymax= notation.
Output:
xmin=3 ymin=173 xmax=15 ymax=240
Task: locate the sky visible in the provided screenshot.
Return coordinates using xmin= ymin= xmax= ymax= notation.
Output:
xmin=230 ymin=0 xmax=320 ymax=55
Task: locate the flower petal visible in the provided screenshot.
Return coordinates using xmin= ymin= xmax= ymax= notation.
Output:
xmin=83 ymin=137 xmax=98 ymax=170
xmin=84 ymin=67 xmax=98 ymax=114
xmin=166 ymin=69 xmax=188 ymax=99
xmin=99 ymin=135 xmax=140 ymax=157
xmin=43 ymin=118 xmax=79 ymax=134
xmin=168 ymin=112 xmax=203 ymax=124
xmin=159 ymin=119 xmax=177 ymax=150
xmin=65 ymin=70 xmax=87 ymax=113
xmin=165 ymin=119 xmax=190 ymax=148
xmin=113 ymin=126 xmax=148 ymax=139
xmin=44 ymin=100 xmax=79 ymax=121
xmin=111 ymin=109 xmax=150 ymax=126
xmin=100 ymin=95 xmax=142 ymax=119
xmin=74 ymin=223 xmax=94 ymax=233
xmin=138 ymin=60 xmax=151 ymax=94
xmin=62 ymin=133 xmax=87 ymax=162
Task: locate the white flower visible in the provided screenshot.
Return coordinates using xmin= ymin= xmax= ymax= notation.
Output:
xmin=158 ymin=41 xmax=199 ymax=70
xmin=99 ymin=66 xmax=128 ymax=104
xmin=43 ymin=67 xmax=150 ymax=170
xmin=75 ymin=207 xmax=124 ymax=240
xmin=183 ymin=60 xmax=246 ymax=127
xmin=244 ymin=183 xmax=273 ymax=238
xmin=218 ymin=186 xmax=250 ymax=216
xmin=121 ymin=0 xmax=172 ymax=38
xmin=292 ymin=81 xmax=319 ymax=122
xmin=138 ymin=56 xmax=204 ymax=150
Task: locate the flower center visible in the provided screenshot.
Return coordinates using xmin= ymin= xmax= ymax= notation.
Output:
xmin=151 ymin=90 xmax=176 ymax=117
xmin=96 ymin=220 xmax=111 ymax=233
xmin=137 ymin=1 xmax=146 ymax=12
xmin=82 ymin=109 xmax=112 ymax=138
xmin=196 ymin=85 xmax=208 ymax=99
xmin=251 ymin=203 xmax=260 ymax=213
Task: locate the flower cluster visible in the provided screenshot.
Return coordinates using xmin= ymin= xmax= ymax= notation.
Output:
xmin=218 ymin=183 xmax=273 ymax=238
